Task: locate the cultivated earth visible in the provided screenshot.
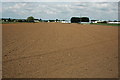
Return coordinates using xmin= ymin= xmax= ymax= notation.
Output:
xmin=2 ymin=23 xmax=118 ymax=78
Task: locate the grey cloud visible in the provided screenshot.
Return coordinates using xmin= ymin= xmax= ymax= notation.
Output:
xmin=25 ymin=8 xmax=33 ymax=11
xmin=2 ymin=2 xmax=118 ymax=20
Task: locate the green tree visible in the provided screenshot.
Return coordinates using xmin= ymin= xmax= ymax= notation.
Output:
xmin=56 ymin=19 xmax=59 ymax=22
xmin=27 ymin=16 xmax=34 ymax=22
xmin=39 ymin=19 xmax=42 ymax=22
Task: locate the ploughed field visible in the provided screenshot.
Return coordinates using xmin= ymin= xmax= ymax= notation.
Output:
xmin=2 ymin=23 xmax=118 ymax=78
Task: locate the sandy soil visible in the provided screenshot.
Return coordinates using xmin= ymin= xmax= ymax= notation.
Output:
xmin=0 ymin=24 xmax=2 ymax=79
xmin=2 ymin=23 xmax=118 ymax=78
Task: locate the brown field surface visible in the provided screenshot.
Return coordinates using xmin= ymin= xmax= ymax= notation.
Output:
xmin=2 ymin=23 xmax=118 ymax=78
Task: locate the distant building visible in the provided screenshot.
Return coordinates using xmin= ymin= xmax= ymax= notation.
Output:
xmin=42 ymin=20 xmax=49 ymax=22
xmin=1 ymin=18 xmax=28 ymax=23
xmin=71 ymin=17 xmax=89 ymax=23
xmin=1 ymin=18 xmax=10 ymax=22
xmin=91 ymin=20 xmax=107 ymax=24
xmin=49 ymin=20 xmax=56 ymax=22
xmin=61 ymin=20 xmax=71 ymax=23
xmin=61 ymin=20 xmax=67 ymax=23
xmin=91 ymin=20 xmax=98 ymax=23
xmin=34 ymin=19 xmax=39 ymax=22
xmin=107 ymin=21 xmax=120 ymax=24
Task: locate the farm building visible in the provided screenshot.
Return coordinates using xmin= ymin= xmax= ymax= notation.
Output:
xmin=57 ymin=20 xmax=70 ymax=23
xmin=49 ymin=20 xmax=56 ymax=22
xmin=1 ymin=18 xmax=18 ymax=22
xmin=91 ymin=20 xmax=98 ymax=23
xmin=71 ymin=17 xmax=89 ymax=23
xmin=42 ymin=20 xmax=49 ymax=22
xmin=91 ymin=20 xmax=108 ymax=24
xmin=107 ymin=21 xmax=120 ymax=24
xmin=1 ymin=18 xmax=10 ymax=22
xmin=34 ymin=19 xmax=40 ymax=22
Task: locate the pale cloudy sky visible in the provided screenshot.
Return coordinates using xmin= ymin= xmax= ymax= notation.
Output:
xmin=1 ymin=0 xmax=120 ymax=2
xmin=1 ymin=2 xmax=119 ymax=20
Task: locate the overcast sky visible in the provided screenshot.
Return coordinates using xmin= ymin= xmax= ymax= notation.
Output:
xmin=1 ymin=2 xmax=119 ymax=20
xmin=1 ymin=0 xmax=120 ymax=2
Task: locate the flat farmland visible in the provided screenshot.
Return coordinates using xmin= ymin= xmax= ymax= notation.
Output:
xmin=2 ymin=23 xmax=118 ymax=78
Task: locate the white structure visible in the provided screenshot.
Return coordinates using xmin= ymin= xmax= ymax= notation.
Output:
xmin=91 ymin=20 xmax=99 ymax=23
xmin=91 ymin=20 xmax=105 ymax=23
xmin=34 ymin=19 xmax=39 ymax=22
xmin=92 ymin=21 xmax=98 ymax=23
xmin=107 ymin=22 xmax=120 ymax=24
xmin=61 ymin=21 xmax=67 ymax=23
xmin=61 ymin=20 xmax=71 ymax=23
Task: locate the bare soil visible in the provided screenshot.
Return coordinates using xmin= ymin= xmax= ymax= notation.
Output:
xmin=2 ymin=23 xmax=118 ymax=78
